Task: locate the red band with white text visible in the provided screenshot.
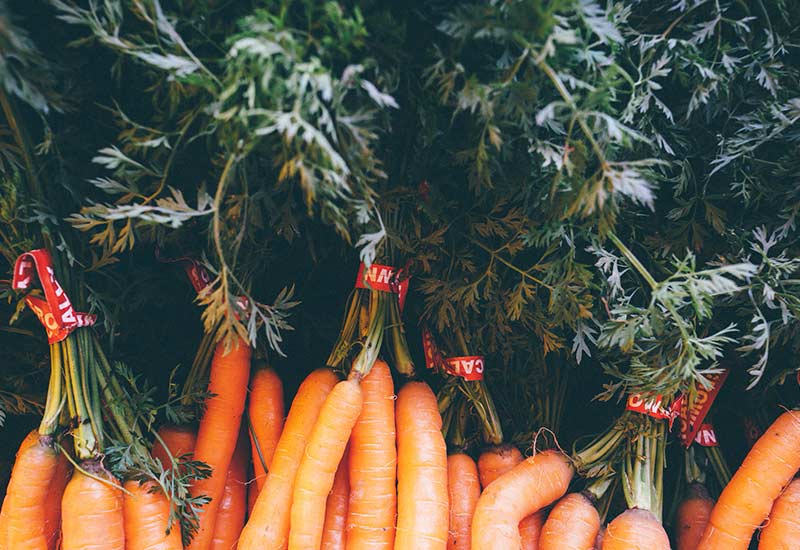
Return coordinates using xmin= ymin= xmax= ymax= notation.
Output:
xmin=693 ymin=422 xmax=719 ymax=447
xmin=422 ymin=325 xmax=484 ymax=381
xmin=678 ymin=370 xmax=728 ymax=447
xmin=12 ymin=249 xmax=96 ymax=343
xmin=626 ymin=393 xmax=681 ymax=428
xmin=355 ymin=262 xmax=410 ymax=310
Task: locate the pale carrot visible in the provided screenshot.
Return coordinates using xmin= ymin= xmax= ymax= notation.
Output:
xmin=601 ymin=508 xmax=669 ymax=550
xmin=539 ymin=493 xmax=600 ymax=550
xmin=447 ymin=453 xmax=480 ymax=549
xmin=758 ymin=477 xmax=800 ymax=549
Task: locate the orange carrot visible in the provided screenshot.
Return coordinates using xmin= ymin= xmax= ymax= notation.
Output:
xmin=0 ymin=430 xmax=41 ymax=550
xmin=698 ymin=411 xmax=800 ymax=550
xmin=675 ymin=483 xmax=713 ymax=550
xmin=477 ymin=444 xmax=541 ymax=547
xmin=152 ymin=424 xmax=197 ymax=467
xmin=601 ymin=508 xmax=669 ymax=550
xmin=394 ymin=381 xmax=449 ymax=550
xmin=123 ymin=480 xmax=183 ymax=550
xmin=346 ymin=359 xmax=397 ymax=549
xmin=238 ymin=367 xmax=339 ymax=550
xmin=188 ymin=338 xmax=251 ymax=550
xmin=321 ymin=448 xmax=350 ymax=550
xmin=44 ymin=450 xmax=71 ymax=550
xmin=61 ymin=464 xmax=125 ymax=550
xmin=519 ymin=510 xmax=546 ymax=550
xmin=477 ymin=444 xmax=523 ymax=489
xmin=249 ymin=366 xmax=285 ymax=492
xmin=3 ymin=434 xmax=60 ymax=550
xmin=759 ymin=477 xmax=800 ymax=549
xmin=539 ymin=493 xmax=600 ymax=550
xmin=447 ymin=453 xmax=480 ymax=549
xmin=289 ymin=378 xmax=364 ymax=549
xmin=471 ymin=449 xmax=573 ymax=550
xmin=210 ymin=428 xmax=249 ymax=550
xmin=247 ymin=470 xmax=258 ymax=517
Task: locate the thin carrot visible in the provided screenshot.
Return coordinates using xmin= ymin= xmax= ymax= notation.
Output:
xmin=447 ymin=453 xmax=480 ymax=550
xmin=601 ymin=508 xmax=669 ymax=550
xmin=238 ymin=367 xmax=339 ymax=550
xmin=675 ymin=483 xmax=713 ymax=550
xmin=249 ymin=366 xmax=285 ymax=492
xmin=152 ymin=424 xmax=197 ymax=467
xmin=3 ymin=434 xmax=60 ymax=550
xmin=123 ymin=480 xmax=183 ymax=550
xmin=61 ymin=464 xmax=125 ymax=550
xmin=210 ymin=428 xmax=249 ymax=550
xmin=758 ymin=477 xmax=800 ymax=549
xmin=321 ymin=448 xmax=350 ymax=550
xmin=539 ymin=493 xmax=600 ymax=550
xmin=477 ymin=444 xmax=523 ymax=489
xmin=394 ymin=381 xmax=449 ymax=550
xmin=471 ymin=449 xmax=573 ymax=550
xmin=44 ymin=450 xmax=71 ymax=550
xmin=519 ymin=510 xmax=546 ymax=550
xmin=289 ymin=378 xmax=363 ymax=550
xmin=188 ymin=338 xmax=251 ymax=550
xmin=346 ymin=359 xmax=397 ymax=549
xmin=698 ymin=411 xmax=800 ymax=550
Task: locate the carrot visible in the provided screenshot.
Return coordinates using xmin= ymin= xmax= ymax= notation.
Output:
xmin=447 ymin=453 xmax=480 ymax=549
xmin=698 ymin=411 xmax=800 ymax=550
xmin=238 ymin=367 xmax=339 ymax=550
xmin=210 ymin=428 xmax=249 ymax=550
xmin=394 ymin=381 xmax=449 ymax=550
xmin=3 ymin=434 xmax=60 ymax=550
xmin=152 ymin=424 xmax=197 ymax=466
xmin=0 ymin=430 xmax=40 ymax=550
xmin=249 ymin=366 xmax=285 ymax=492
xmin=471 ymin=449 xmax=573 ymax=550
xmin=44 ymin=450 xmax=72 ymax=550
xmin=123 ymin=480 xmax=183 ymax=550
xmin=346 ymin=359 xmax=397 ymax=549
xmin=601 ymin=508 xmax=669 ymax=550
xmin=759 ymin=477 xmax=800 ymax=549
xmin=247 ymin=470 xmax=258 ymax=517
xmin=477 ymin=444 xmax=523 ymax=489
xmin=321 ymin=449 xmax=350 ymax=550
xmin=519 ymin=510 xmax=546 ymax=550
xmin=675 ymin=483 xmax=713 ymax=550
xmin=188 ymin=338 xmax=251 ymax=550
xmin=61 ymin=464 xmax=125 ymax=550
xmin=539 ymin=493 xmax=600 ymax=550
xmin=289 ymin=378 xmax=364 ymax=550
xmin=477 ymin=444 xmax=541 ymax=547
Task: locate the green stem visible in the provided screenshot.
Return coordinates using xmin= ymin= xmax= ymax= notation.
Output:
xmin=607 ymin=232 xmax=658 ymax=290
xmin=39 ymin=342 xmax=64 ymax=436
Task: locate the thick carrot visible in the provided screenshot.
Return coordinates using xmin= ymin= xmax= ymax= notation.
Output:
xmin=61 ymin=465 xmax=125 ymax=550
xmin=601 ymin=508 xmax=669 ymax=550
xmin=247 ymin=470 xmax=258 ymax=517
xmin=321 ymin=448 xmax=350 ymax=550
xmin=447 ymin=453 xmax=480 ymax=550
xmin=4 ymin=434 xmax=60 ymax=550
xmin=44 ymin=451 xmax=71 ymax=550
xmin=539 ymin=493 xmax=600 ymax=550
xmin=759 ymin=477 xmax=800 ymax=549
xmin=394 ymin=381 xmax=449 ymax=550
xmin=238 ymin=367 xmax=339 ymax=550
xmin=346 ymin=359 xmax=397 ymax=549
xmin=123 ymin=480 xmax=183 ymax=550
xmin=210 ymin=428 xmax=249 ymax=550
xmin=0 ymin=430 xmax=40 ymax=550
xmin=675 ymin=483 xmax=713 ymax=550
xmin=188 ymin=338 xmax=251 ymax=550
xmin=152 ymin=424 xmax=197 ymax=466
xmin=519 ymin=510 xmax=546 ymax=550
xmin=471 ymin=449 xmax=573 ymax=550
xmin=698 ymin=411 xmax=800 ymax=550
xmin=289 ymin=378 xmax=364 ymax=550
xmin=477 ymin=444 xmax=541 ymax=547
xmin=477 ymin=444 xmax=523 ymax=489
xmin=249 ymin=366 xmax=285 ymax=492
